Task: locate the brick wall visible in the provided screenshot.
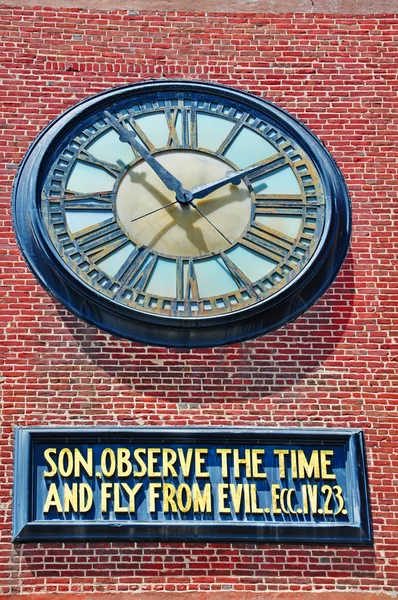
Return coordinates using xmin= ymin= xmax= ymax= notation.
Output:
xmin=0 ymin=5 xmax=397 ymax=597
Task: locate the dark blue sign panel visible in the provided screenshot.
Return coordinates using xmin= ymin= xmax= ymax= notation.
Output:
xmin=13 ymin=427 xmax=372 ymax=544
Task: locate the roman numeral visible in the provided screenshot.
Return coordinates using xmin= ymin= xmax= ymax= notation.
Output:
xmin=73 ymin=218 xmax=127 ymax=263
xmin=255 ymin=194 xmax=303 ymax=204
xmin=241 ymin=222 xmax=296 ymax=263
xmin=255 ymin=195 xmax=304 ymax=217
xmin=180 ymin=104 xmax=198 ymax=149
xmin=128 ymin=250 xmax=157 ymax=292
xmin=108 ymin=246 xmax=139 ymax=285
xmin=77 ymin=149 xmax=123 ymax=178
xmin=176 ymin=258 xmax=184 ymax=300
xmin=245 ymin=155 xmax=288 ymax=183
xmin=216 ymin=113 xmax=249 ymax=155
xmin=165 ymin=107 xmax=181 ymax=148
xmin=62 ymin=191 xmax=114 ymax=210
xmin=220 ymin=252 xmax=258 ymax=295
xmin=111 ymin=246 xmax=146 ymax=297
xmin=184 ymin=259 xmax=199 ymax=300
xmin=125 ymin=116 xmax=156 ymax=153
xmin=256 ymin=207 xmax=303 ymax=217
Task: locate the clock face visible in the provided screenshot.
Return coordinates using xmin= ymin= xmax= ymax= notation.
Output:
xmin=13 ymin=80 xmax=350 ymax=347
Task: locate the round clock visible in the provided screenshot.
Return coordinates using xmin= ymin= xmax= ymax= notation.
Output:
xmin=12 ymin=80 xmax=351 ymax=347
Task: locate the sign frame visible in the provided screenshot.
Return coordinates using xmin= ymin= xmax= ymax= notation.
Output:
xmin=13 ymin=427 xmax=372 ymax=544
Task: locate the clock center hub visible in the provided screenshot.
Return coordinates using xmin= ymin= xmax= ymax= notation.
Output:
xmin=116 ymin=150 xmax=253 ymax=257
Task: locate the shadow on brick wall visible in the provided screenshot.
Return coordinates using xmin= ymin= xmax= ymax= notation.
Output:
xmin=51 ymin=252 xmax=356 ymax=417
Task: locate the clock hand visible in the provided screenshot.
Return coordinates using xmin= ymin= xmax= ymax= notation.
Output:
xmin=104 ymin=111 xmax=192 ymax=204
xmin=191 ymin=202 xmax=232 ymax=245
xmin=189 ymin=160 xmax=280 ymax=200
xmin=131 ymin=201 xmax=178 ymax=223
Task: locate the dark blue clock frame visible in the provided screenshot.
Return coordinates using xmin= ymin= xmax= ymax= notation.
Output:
xmin=12 ymin=80 xmax=351 ymax=347
xmin=13 ymin=427 xmax=372 ymax=545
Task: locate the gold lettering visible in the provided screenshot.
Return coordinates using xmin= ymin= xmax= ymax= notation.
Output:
xmin=243 ymin=483 xmax=251 ymax=513
xmin=320 ymin=450 xmax=336 ymax=479
xmin=177 ymin=483 xmax=192 ymax=513
xmin=233 ymin=448 xmax=252 ymax=478
xmin=302 ymin=483 xmax=308 ymax=514
xmin=79 ymin=483 xmax=93 ymax=512
xmin=229 ymin=483 xmax=243 ymax=513
xmin=74 ymin=448 xmax=93 ymax=477
xmin=147 ymin=448 xmax=161 ymax=477
xmin=58 ymin=448 xmax=73 ymax=477
xmin=163 ymin=483 xmax=178 ymax=513
xmin=274 ymin=450 xmax=289 ymax=478
xmin=298 ymin=450 xmax=320 ymax=479
xmin=286 ymin=488 xmax=296 ymax=514
xmin=279 ymin=488 xmax=290 ymax=515
xmin=63 ymin=482 xmax=79 ymax=512
xmin=149 ymin=483 xmax=162 ymax=512
xmin=114 ymin=483 xmax=128 ymax=513
xmin=250 ymin=484 xmax=263 ymax=514
xmin=271 ymin=484 xmax=281 ymax=514
xmin=43 ymin=483 xmax=62 ymax=513
xmin=101 ymin=482 xmax=113 ymax=513
xmin=333 ymin=484 xmax=345 ymax=515
xmin=43 ymin=448 xmax=57 ymax=477
xmin=306 ymin=484 xmax=318 ymax=514
xmin=101 ymin=448 xmax=116 ymax=477
xmin=63 ymin=483 xmax=93 ymax=513
xmin=321 ymin=484 xmax=334 ymax=515
xmin=133 ymin=448 xmax=147 ymax=477
xmin=117 ymin=448 xmax=132 ymax=477
xmin=216 ymin=449 xmax=232 ymax=477
xmin=291 ymin=450 xmax=298 ymax=478
xmin=121 ymin=482 xmax=142 ymax=513
xmin=194 ymin=449 xmax=209 ymax=478
xmin=44 ymin=448 xmax=93 ymax=478
xmin=193 ymin=483 xmax=212 ymax=513
xmin=252 ymin=449 xmax=266 ymax=478
xmin=162 ymin=448 xmax=178 ymax=477
xmin=218 ymin=483 xmax=230 ymax=513
xmin=178 ymin=447 xmax=193 ymax=477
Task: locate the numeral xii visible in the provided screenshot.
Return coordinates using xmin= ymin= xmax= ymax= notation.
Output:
xmin=73 ymin=218 xmax=127 ymax=262
xmin=242 ymin=222 xmax=296 ymax=262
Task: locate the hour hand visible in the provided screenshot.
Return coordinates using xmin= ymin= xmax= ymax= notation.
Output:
xmin=104 ymin=110 xmax=191 ymax=204
xmin=189 ymin=161 xmax=276 ymax=200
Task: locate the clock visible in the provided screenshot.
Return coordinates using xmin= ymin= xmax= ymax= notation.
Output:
xmin=12 ymin=80 xmax=351 ymax=347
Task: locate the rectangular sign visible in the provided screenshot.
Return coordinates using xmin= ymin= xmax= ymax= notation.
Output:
xmin=13 ymin=427 xmax=372 ymax=544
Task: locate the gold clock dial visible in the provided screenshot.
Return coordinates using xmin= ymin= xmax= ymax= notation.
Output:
xmin=116 ymin=151 xmax=252 ymax=257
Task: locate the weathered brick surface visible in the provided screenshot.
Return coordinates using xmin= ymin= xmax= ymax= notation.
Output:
xmin=3 ymin=0 xmax=398 ymax=12
xmin=0 ymin=5 xmax=397 ymax=597
xmin=0 ymin=594 xmax=396 ymax=600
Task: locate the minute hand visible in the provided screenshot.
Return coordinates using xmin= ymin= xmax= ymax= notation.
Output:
xmin=189 ymin=156 xmax=286 ymax=200
xmin=104 ymin=110 xmax=188 ymax=201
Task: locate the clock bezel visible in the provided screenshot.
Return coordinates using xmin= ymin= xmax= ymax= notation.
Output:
xmin=12 ymin=79 xmax=351 ymax=347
